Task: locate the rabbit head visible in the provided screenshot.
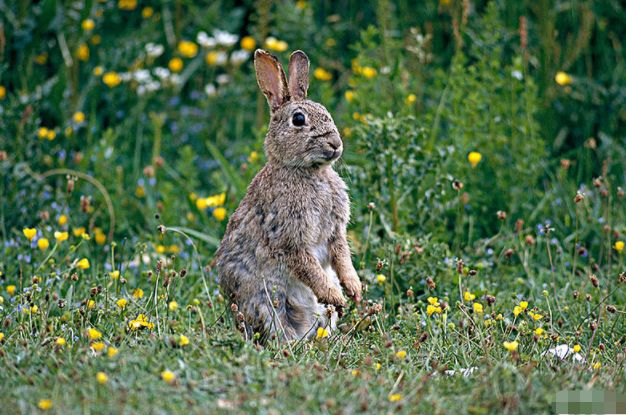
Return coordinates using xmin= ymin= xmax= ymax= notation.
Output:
xmin=254 ymin=49 xmax=342 ymax=168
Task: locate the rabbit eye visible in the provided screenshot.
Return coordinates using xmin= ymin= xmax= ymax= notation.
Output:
xmin=292 ymin=112 xmax=306 ymax=127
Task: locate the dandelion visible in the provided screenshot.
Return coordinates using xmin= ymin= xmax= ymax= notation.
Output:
xmin=107 ymin=347 xmax=119 ymax=358
xmin=313 ymin=68 xmax=332 ymax=81
xmin=81 ymin=19 xmax=95 ymax=31
xmin=168 ymin=301 xmax=179 ymax=312
xmin=395 ymin=350 xmax=407 ymax=359
xmin=46 ymin=129 xmax=56 ymax=140
xmin=614 ymin=241 xmax=624 ymax=253
xmin=405 ymin=94 xmax=417 ymax=105
xmin=177 ymin=40 xmax=198 ymax=58
xmin=593 ymin=362 xmax=601 ymax=370
xmin=427 ymin=297 xmax=439 ymax=305
xmin=102 ymin=72 xmax=122 ymax=88
xmin=76 ymin=258 xmax=90 ymax=270
xmin=96 ymin=372 xmax=108 ymax=384
xmin=142 ymin=6 xmax=154 ymax=18
xmin=503 ymin=341 xmax=518 ymax=352
xmin=37 ymin=238 xmax=50 ymax=250
xmin=6 ymin=285 xmax=16 ymax=296
xmin=132 ymin=288 xmax=144 ymax=299
xmin=38 ymin=399 xmax=53 ymax=410
xmin=426 ymin=304 xmax=442 ymax=316
xmin=534 ymin=328 xmax=544 ymax=336
xmin=573 ymin=344 xmax=581 ymax=353
xmin=128 ymin=314 xmax=154 ymax=330
xmin=468 ymin=151 xmax=482 ymax=168
xmin=161 ymin=370 xmax=176 ymax=384
xmin=87 ymin=328 xmax=102 ymax=340
xmin=54 ymin=231 xmax=68 ymax=242
xmin=168 ymin=58 xmax=183 ymax=73
xmin=316 ymin=327 xmax=329 ymax=339
xmin=213 ymin=207 xmax=227 ymax=221
xmin=91 ymin=342 xmax=105 ymax=352
xmin=110 ymin=270 xmax=120 ymax=280
xmin=360 ymin=66 xmax=377 ymax=78
xmin=555 ymin=71 xmax=572 ymax=86
xmin=77 ymin=43 xmax=89 ymax=61
xmin=37 ymin=127 xmax=49 ymax=139
xmin=240 ymin=36 xmax=256 ymax=51
xmin=55 ymin=337 xmax=66 ymax=346
xmin=179 ymin=335 xmax=190 ymax=347
xmin=376 ymin=274 xmax=386 ymax=284
xmin=58 ymin=215 xmax=68 ymax=226
xmin=116 ymin=298 xmax=127 ymax=309
xmin=73 ymin=112 xmax=85 ymax=124
xmin=389 ymin=393 xmax=402 ymax=402
xmin=473 ymin=303 xmax=484 ymax=314
xmin=463 ymin=291 xmax=475 ymax=302
xmin=23 ymin=227 xmax=37 ymax=241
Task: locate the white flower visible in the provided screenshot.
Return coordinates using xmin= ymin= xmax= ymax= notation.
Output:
xmin=119 ymin=72 xmax=132 ymax=82
xmin=154 ymin=67 xmax=171 ymax=80
xmin=230 ymin=50 xmax=250 ymax=65
xmin=133 ymin=69 xmax=151 ymax=83
xmin=212 ymin=51 xmax=228 ymax=66
xmin=169 ymin=74 xmax=182 ymax=86
xmin=145 ymin=43 xmax=164 ymax=58
xmin=197 ymin=31 xmax=217 ymax=48
xmin=216 ymin=74 xmax=230 ymax=85
xmin=213 ymin=29 xmax=238 ymax=47
xmin=511 ymin=70 xmax=523 ymax=80
xmin=204 ymin=84 xmax=217 ymax=96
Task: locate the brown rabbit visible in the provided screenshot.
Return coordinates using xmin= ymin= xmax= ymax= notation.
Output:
xmin=215 ymin=49 xmax=362 ymax=342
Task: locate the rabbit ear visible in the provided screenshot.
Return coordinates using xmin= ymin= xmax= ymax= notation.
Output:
xmin=254 ymin=49 xmax=289 ymax=112
xmin=288 ymin=50 xmax=309 ymax=101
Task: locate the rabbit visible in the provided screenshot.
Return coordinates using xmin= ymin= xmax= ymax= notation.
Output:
xmin=215 ymin=49 xmax=362 ymax=342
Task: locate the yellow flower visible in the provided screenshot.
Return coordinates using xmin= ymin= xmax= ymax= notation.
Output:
xmin=58 ymin=215 xmax=68 ymax=226
xmin=295 ymin=0 xmax=307 ymax=9
xmin=93 ymin=66 xmax=104 ymax=76
xmin=473 ymin=303 xmax=484 ymax=314
xmin=313 ymin=67 xmax=332 ymax=81
xmin=614 ymin=241 xmax=624 ymax=252
xmin=73 ymin=227 xmax=85 ymax=237
xmin=161 ymin=370 xmax=176 ymax=384
xmin=513 ymin=306 xmax=522 ymax=317
xmin=81 ymin=19 xmax=95 ymax=31
xmin=316 ymin=327 xmax=329 ymax=339
xmin=37 ymin=127 xmax=49 ymax=139
xmin=116 ymin=298 xmax=128 ymax=309
xmin=107 ymin=347 xmax=119 ymax=358
xmin=87 ymin=328 xmax=102 ymax=340
xmin=91 ymin=35 xmax=101 ymax=45
xmin=529 ymin=312 xmax=543 ymax=321
xmin=54 ymin=231 xmax=68 ymax=242
xmin=110 ymin=271 xmax=120 ymax=280
xmin=395 ymin=350 xmax=407 ymax=359
xmin=118 ymin=0 xmax=137 ymax=10
xmin=135 ymin=185 xmax=145 ymax=198
xmin=168 ymin=301 xmax=179 ymax=312
xmin=213 ymin=207 xmax=227 ymax=221
xmin=38 ymin=399 xmax=53 ymax=410
xmin=133 ymin=288 xmax=144 ymax=299
xmin=468 ymin=151 xmax=482 ymax=168
xmin=463 ymin=291 xmax=475 ymax=302
xmin=555 ymin=71 xmax=572 ymax=86
xmin=34 ymin=53 xmax=48 ymax=65
xmin=534 ymin=328 xmax=544 ymax=336
xmin=593 ymin=362 xmax=601 ymax=370
xmin=351 ymin=369 xmax=361 ymax=377
xmin=30 ymin=305 xmax=39 ymax=313
xmin=6 ymin=285 xmax=16 ymax=296
xmin=503 ymin=340 xmax=518 ymax=352
xmin=37 ymin=238 xmax=50 ymax=250
xmin=344 ymin=90 xmax=355 ymax=102
xmin=96 ymin=372 xmax=108 ymax=384
xmin=73 ymin=112 xmax=85 ymax=124
xmin=388 ymin=393 xmax=402 ymax=402
xmin=178 ymin=40 xmax=198 ymax=58
xmin=55 ymin=337 xmax=66 ymax=346
xmin=376 ymin=274 xmax=386 ymax=284
xmin=519 ymin=301 xmax=528 ymax=310
xmin=360 ymin=66 xmax=377 ymax=78
xmin=240 ymin=36 xmax=256 ymax=51
xmin=91 ymin=341 xmax=105 ymax=352
xmin=179 ymin=335 xmax=190 ymax=347
xmin=405 ymin=94 xmax=417 ymax=105
xmin=0 ymin=85 xmax=6 ymax=100
xmin=205 ymin=51 xmax=220 ymax=66
xmin=87 ymin=300 xmax=95 ymax=310
xmin=248 ymin=151 xmax=259 ymax=163
xmin=23 ymin=228 xmax=37 ymax=241
xmin=573 ymin=344 xmax=581 ymax=353
xmin=128 ymin=314 xmax=154 ymax=330
xmin=0 ymin=332 xmax=4 ymax=342
xmin=168 ymin=58 xmax=183 ymax=73
xmin=76 ymin=258 xmax=90 ymax=270
xmin=46 ymin=129 xmax=56 ymax=140
xmin=265 ymin=37 xmax=288 ymax=52
xmin=426 ymin=304 xmax=442 ymax=316
xmin=77 ymin=43 xmax=90 ymax=61
xmin=427 ymin=297 xmax=439 ymax=306
xmin=95 ymin=231 xmax=106 ymax=245
xmin=141 ymin=6 xmax=153 ymax=18
xmin=102 ymin=72 xmax=122 ymax=88
xmin=156 ymin=245 xmax=166 ymax=254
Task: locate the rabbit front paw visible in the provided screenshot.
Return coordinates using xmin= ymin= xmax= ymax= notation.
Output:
xmin=342 ymin=273 xmax=362 ymax=303
xmin=317 ymin=285 xmax=347 ymax=307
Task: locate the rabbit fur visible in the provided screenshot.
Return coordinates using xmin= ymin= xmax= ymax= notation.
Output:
xmin=215 ymin=49 xmax=362 ymax=342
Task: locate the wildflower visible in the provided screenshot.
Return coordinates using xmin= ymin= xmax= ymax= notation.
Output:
xmin=161 ymin=370 xmax=176 ymax=384
xmin=118 ymin=0 xmax=137 ymax=10
xmin=240 ymin=36 xmax=256 ymax=51
xmin=177 ymin=41 xmax=198 ymax=58
xmin=473 ymin=303 xmax=484 ymax=314
xmin=573 ymin=344 xmax=581 ymax=353
xmin=179 ymin=335 xmax=190 ymax=347
xmin=102 ymin=72 xmax=122 ymax=88
xmin=141 ymin=6 xmax=154 ymax=18
xmin=135 ymin=185 xmax=145 ymax=198
xmin=96 ymin=372 xmax=108 ymax=384
xmin=468 ymin=151 xmax=482 ymax=167
xmin=389 ymin=393 xmax=402 ymax=402
xmin=395 ymin=350 xmax=407 ymax=359
xmin=87 ymin=328 xmax=102 ymax=340
xmin=205 ymin=51 xmax=226 ymax=66
xmin=6 ymin=285 xmax=16 ymax=296
xmin=405 ymin=94 xmax=417 ymax=105
xmin=107 ymin=347 xmax=119 ymax=358
xmin=73 ymin=112 xmax=85 ymax=124
xmin=614 ymin=241 xmax=624 ymax=252
xmin=95 ymin=230 xmax=106 ymax=245
xmin=128 ymin=314 xmax=154 ymax=330
xmin=534 ymin=328 xmax=544 ymax=336
xmin=23 ymin=228 xmax=37 ymax=241
xmin=91 ymin=341 xmax=105 ymax=352
xmin=58 ymin=215 xmax=68 ymax=226
xmin=427 ymin=297 xmax=439 ymax=306
xmin=116 ymin=298 xmax=127 ymax=309
xmin=81 ymin=19 xmax=95 ymax=31
xmin=87 ymin=299 xmax=96 ymax=310
xmin=0 ymin=332 xmax=4 ymax=342
xmin=37 ymin=127 xmax=49 ymax=139
xmin=54 ymin=231 xmax=68 ymax=242
xmin=555 ymin=71 xmax=572 ymax=86
xmin=132 ymin=288 xmax=144 ymax=299
xmin=265 ymin=37 xmax=288 ymax=52
xmin=91 ymin=35 xmax=101 ymax=45
xmin=463 ymin=291 xmax=475 ymax=302
xmin=55 ymin=337 xmax=66 ymax=346
xmin=76 ymin=258 xmax=90 ymax=270
xmin=351 ymin=369 xmax=361 ymax=377
xmin=503 ymin=341 xmax=518 ymax=352
xmin=37 ymin=238 xmax=50 ymax=250
xmin=213 ymin=207 xmax=227 ymax=221
xmin=513 ymin=306 xmax=522 ymax=317
xmin=77 ymin=43 xmax=89 ymax=61
xmin=38 ymin=399 xmax=53 ymax=410
xmin=376 ymin=274 xmax=386 ymax=284
xmin=313 ymin=68 xmax=332 ymax=81
xmin=168 ymin=301 xmax=179 ymax=312
xmin=110 ymin=271 xmax=120 ymax=280
xmin=248 ymin=151 xmax=259 ymax=163
xmin=0 ymin=85 xmax=5 ymax=99
xmin=344 ymin=90 xmax=355 ymax=102
xmin=529 ymin=312 xmax=543 ymax=321
xmin=73 ymin=227 xmax=86 ymax=237
xmin=316 ymin=327 xmax=329 ymax=339
xmin=426 ymin=304 xmax=442 ymax=316
xmin=46 ymin=129 xmax=56 ymax=140
xmin=168 ymin=58 xmax=183 ymax=73
xmin=360 ymin=66 xmax=377 ymax=78
xmin=519 ymin=301 xmax=528 ymax=310
xmin=593 ymin=362 xmax=601 ymax=370
xmin=93 ymin=66 xmax=104 ymax=76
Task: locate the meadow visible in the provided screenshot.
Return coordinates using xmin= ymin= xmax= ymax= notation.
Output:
xmin=0 ymin=0 xmax=625 ymax=413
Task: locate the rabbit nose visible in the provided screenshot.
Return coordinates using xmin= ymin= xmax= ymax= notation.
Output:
xmin=327 ymin=135 xmax=342 ymax=150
